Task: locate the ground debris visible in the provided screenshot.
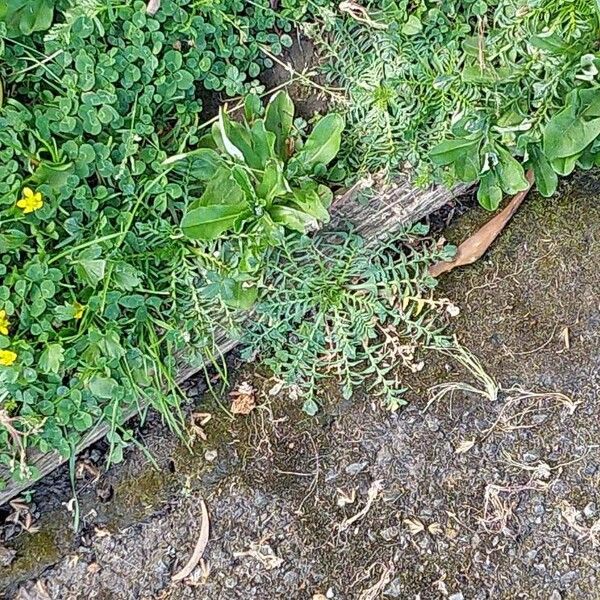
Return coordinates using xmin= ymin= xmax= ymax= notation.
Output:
xmin=172 ymin=498 xmax=210 ymax=582
xmin=230 ymin=382 xmax=257 ymax=415
xmin=234 ymin=541 xmax=284 ymax=570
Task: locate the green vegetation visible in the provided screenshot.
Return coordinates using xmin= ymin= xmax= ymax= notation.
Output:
xmin=310 ymin=0 xmax=600 ymax=208
xmin=0 ymin=0 xmax=308 ymax=483
xmin=242 ymin=227 xmax=455 ymax=413
xmin=174 ymin=91 xmax=343 ymax=309
xmin=2 ymin=0 xmax=596 ymax=488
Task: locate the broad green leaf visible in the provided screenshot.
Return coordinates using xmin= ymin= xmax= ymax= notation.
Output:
xmin=214 ymin=109 xmax=244 ymax=161
xmin=76 ymin=259 xmax=106 ymax=287
xmin=495 ymin=146 xmax=530 ymax=195
xmin=89 ymin=376 xmax=118 ymax=399
xmin=269 ymin=205 xmax=318 ymax=233
xmin=220 ymin=120 xmax=275 ymax=170
xmin=194 ymin=166 xmax=245 ymax=208
xmin=430 ymin=137 xmax=481 ymax=166
xmin=477 ymin=171 xmax=503 ymax=210
xmin=529 ymin=146 xmax=558 ymax=197
xmin=264 ymin=90 xmax=295 ymax=159
xmin=294 ymin=113 xmax=344 ymax=171
xmin=230 ymin=165 xmax=257 ymax=202
xmin=244 ymin=93 xmax=263 ymax=123
xmin=550 ymin=154 xmax=578 ymax=176
xmin=453 ymin=145 xmax=481 ymax=182
xmin=289 ymin=186 xmax=330 ymax=222
xmin=257 ymin=159 xmax=290 ymax=203
xmin=187 ymin=148 xmax=224 ymax=180
xmin=181 ymin=203 xmax=250 ymax=240
xmin=0 ymin=0 xmax=54 ymax=36
xmin=543 ymin=98 xmax=600 ymax=160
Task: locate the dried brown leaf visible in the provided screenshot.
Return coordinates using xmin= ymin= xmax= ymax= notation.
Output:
xmin=230 ymin=382 xmax=257 ymax=415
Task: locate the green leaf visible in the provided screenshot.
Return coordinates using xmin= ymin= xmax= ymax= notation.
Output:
xmin=39 ymin=344 xmax=64 ymax=374
xmin=401 ymin=15 xmax=422 ymax=36
xmin=264 ymin=90 xmax=295 ymax=159
xmin=0 ymin=0 xmax=54 ymax=36
xmin=214 ymin=109 xmax=244 ymax=161
xmin=187 ymin=148 xmax=224 ymax=181
xmin=181 ymin=203 xmax=251 ymax=240
xmin=453 ymin=144 xmax=481 ymax=182
xmin=289 ymin=185 xmax=331 ymax=222
xmin=430 ymin=137 xmax=481 ymax=166
xmin=89 ymin=376 xmax=118 ymax=399
xmin=477 ymin=171 xmax=503 ymax=210
xmin=550 ymin=154 xmax=578 ymax=176
xmin=257 ymin=159 xmax=289 ymax=203
xmin=76 ymin=259 xmax=106 ymax=287
xmin=302 ymin=398 xmax=319 ymax=416
xmin=269 ymin=205 xmax=318 ymax=233
xmin=294 ymin=113 xmax=344 ymax=171
xmin=194 ymin=167 xmax=245 ymax=208
xmin=529 ymin=146 xmax=558 ymax=198
xmin=495 ymin=146 xmax=530 ymax=195
xmin=543 ymin=96 xmax=600 ymax=160
xmin=244 ymin=93 xmax=263 ymax=123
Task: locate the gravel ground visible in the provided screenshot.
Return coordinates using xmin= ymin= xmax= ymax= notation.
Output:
xmin=2 ymin=173 xmax=600 ymax=599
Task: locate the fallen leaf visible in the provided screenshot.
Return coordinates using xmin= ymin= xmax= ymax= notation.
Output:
xmin=403 ymin=517 xmax=425 ymax=535
xmin=455 ymin=440 xmax=476 ymax=454
xmin=172 ymin=498 xmax=210 ymax=582
xmin=430 ymin=170 xmax=534 ymax=277
xmin=146 ymin=0 xmax=160 ymax=15
xmin=428 ymin=522 xmax=443 ymax=535
xmin=561 ymin=326 xmax=570 ymax=350
xmin=268 ymin=380 xmax=285 ymax=396
xmin=336 ymin=488 xmax=356 ymax=507
xmin=230 ymin=382 xmax=256 ymax=415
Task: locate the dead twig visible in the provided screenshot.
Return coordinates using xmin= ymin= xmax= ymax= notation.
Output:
xmin=339 ymin=480 xmax=383 ymax=531
xmin=172 ymin=498 xmax=210 ymax=582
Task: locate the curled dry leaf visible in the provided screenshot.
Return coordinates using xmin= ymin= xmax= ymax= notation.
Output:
xmin=430 ymin=170 xmax=534 ymax=277
xmin=230 ymin=381 xmax=257 ymax=415
xmin=172 ymin=498 xmax=210 ymax=582
xmin=428 ymin=522 xmax=443 ymax=535
xmin=403 ymin=517 xmax=425 ymax=535
xmin=455 ymin=440 xmax=476 ymax=454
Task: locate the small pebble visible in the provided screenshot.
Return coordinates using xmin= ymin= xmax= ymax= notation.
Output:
xmin=205 ymin=449 xmax=218 ymax=462
xmin=584 ymin=502 xmax=597 ymax=519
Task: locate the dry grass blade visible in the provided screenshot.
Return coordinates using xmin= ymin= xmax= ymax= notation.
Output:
xmin=482 ymin=387 xmax=580 ymax=438
xmin=430 ymin=170 xmax=534 ymax=277
xmin=425 ymin=343 xmax=499 ymax=411
xmin=172 ymin=498 xmax=210 ymax=582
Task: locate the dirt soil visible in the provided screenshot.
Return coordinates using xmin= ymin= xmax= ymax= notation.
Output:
xmin=2 ymin=172 xmax=600 ymax=599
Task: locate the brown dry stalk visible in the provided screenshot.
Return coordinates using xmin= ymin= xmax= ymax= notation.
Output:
xmin=430 ymin=169 xmax=534 ymax=277
xmin=172 ymin=498 xmax=210 ymax=582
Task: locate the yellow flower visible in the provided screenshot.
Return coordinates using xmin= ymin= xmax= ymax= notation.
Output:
xmin=16 ymin=187 xmax=43 ymax=214
xmin=73 ymin=302 xmax=84 ymax=320
xmin=0 ymin=310 xmax=9 ymax=336
xmin=0 ymin=350 xmax=17 ymax=366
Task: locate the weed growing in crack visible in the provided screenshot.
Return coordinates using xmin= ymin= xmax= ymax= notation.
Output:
xmin=241 ymin=226 xmax=457 ymax=413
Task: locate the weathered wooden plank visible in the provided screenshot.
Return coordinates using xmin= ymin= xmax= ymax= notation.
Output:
xmin=0 ymin=181 xmax=470 ymax=506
